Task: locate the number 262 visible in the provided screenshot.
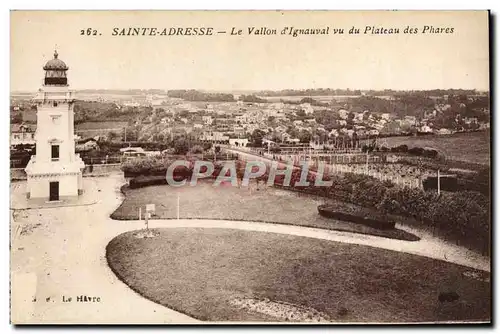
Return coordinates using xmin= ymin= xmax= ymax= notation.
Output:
xmin=81 ymin=28 xmax=98 ymax=36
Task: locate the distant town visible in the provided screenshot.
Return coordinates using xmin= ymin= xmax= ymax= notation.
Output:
xmin=10 ymin=88 xmax=490 ymax=151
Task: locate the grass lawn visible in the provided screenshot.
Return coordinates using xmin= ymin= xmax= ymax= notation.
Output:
xmin=380 ymin=131 xmax=490 ymax=165
xmin=110 ymin=181 xmax=419 ymax=241
xmin=75 ymin=121 xmax=129 ymax=130
xmin=106 ymin=228 xmax=491 ymax=322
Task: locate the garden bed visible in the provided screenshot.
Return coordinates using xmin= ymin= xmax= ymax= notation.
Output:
xmin=318 ymin=204 xmax=396 ymax=230
xmin=110 ymin=181 xmax=419 ymax=241
xmin=129 ymin=175 xmax=168 ymax=189
xmin=106 ymin=228 xmax=491 ymax=322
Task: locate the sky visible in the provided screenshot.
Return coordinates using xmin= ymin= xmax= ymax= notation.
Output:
xmin=10 ymin=10 xmax=490 ymax=92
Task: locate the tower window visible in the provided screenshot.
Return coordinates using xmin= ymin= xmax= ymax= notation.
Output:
xmin=51 ymin=145 xmax=60 ymax=161
xmin=53 ymin=101 xmax=58 ymax=107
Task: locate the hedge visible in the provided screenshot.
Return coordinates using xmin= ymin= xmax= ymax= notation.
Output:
xmin=318 ymin=204 xmax=396 ymax=230
xmin=129 ymin=175 xmax=168 ymax=189
xmin=260 ymin=170 xmax=490 ymax=255
xmin=122 ymin=156 xmax=174 ymax=177
xmin=121 ymin=154 xmax=241 ymax=177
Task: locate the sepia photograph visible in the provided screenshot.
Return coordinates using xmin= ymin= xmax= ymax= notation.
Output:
xmin=9 ymin=10 xmax=491 ymax=324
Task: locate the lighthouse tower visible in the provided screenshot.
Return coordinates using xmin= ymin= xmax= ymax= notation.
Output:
xmin=25 ymin=50 xmax=85 ymax=202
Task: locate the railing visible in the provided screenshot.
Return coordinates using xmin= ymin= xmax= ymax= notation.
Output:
xmin=226 ymin=146 xmax=424 ymax=189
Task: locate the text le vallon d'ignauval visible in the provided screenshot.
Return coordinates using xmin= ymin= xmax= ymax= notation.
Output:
xmin=80 ymin=25 xmax=455 ymax=37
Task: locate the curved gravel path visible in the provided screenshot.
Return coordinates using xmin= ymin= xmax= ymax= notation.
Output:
xmin=125 ymin=219 xmax=490 ymax=272
xmin=10 ymin=172 xmax=489 ymax=324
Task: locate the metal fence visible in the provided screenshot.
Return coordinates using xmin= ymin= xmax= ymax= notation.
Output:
xmin=230 ymin=147 xmax=425 ymax=190
xmin=10 ymin=152 xmax=241 ymax=169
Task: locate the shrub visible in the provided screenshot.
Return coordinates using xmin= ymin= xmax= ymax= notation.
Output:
xmin=318 ymin=204 xmax=396 ymax=230
xmin=203 ymin=142 xmax=213 ymax=151
xmin=173 ymin=165 xmax=193 ymax=180
xmin=423 ymin=176 xmax=458 ymax=192
xmin=190 ymin=145 xmax=204 ymax=154
xmin=129 ymin=175 xmax=168 ymax=189
xmin=408 ymin=147 xmax=424 ymax=156
xmin=122 ymin=156 xmax=171 ymax=177
xmin=391 ymin=144 xmax=408 ymax=153
xmin=422 ymin=148 xmax=439 ymax=159
xmin=121 ymin=156 xmax=199 ymax=178
xmin=163 ymin=148 xmax=176 ymax=155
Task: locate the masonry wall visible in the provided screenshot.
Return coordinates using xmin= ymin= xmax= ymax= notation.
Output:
xmin=27 ymin=173 xmax=79 ymax=199
xmin=12 ymin=163 xmax=123 ymax=181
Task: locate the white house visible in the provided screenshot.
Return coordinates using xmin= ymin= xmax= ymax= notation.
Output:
xmin=123 ymin=101 xmax=140 ymax=107
xmin=202 ymin=115 xmax=214 ymax=125
xmin=229 ymin=138 xmax=249 ymax=147
xmin=329 ymin=129 xmax=339 ymax=137
xmin=75 ymin=138 xmax=99 ymax=152
xmin=300 ymin=103 xmax=314 ymax=115
xmin=200 ymin=131 xmax=229 ymax=143
xmin=11 ymin=123 xmax=36 ymax=146
xmin=338 ymin=109 xmax=349 ymax=120
xmin=438 ymin=128 xmax=453 ymax=135
xmin=381 ymin=113 xmax=391 ymax=121
xmin=420 ymin=125 xmax=433 ymax=133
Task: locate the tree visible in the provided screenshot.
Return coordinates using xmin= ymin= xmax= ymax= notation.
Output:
xmin=296 ymin=110 xmax=306 ymax=117
xmin=286 ymin=126 xmax=300 ymax=139
xmin=298 ymin=130 xmax=312 ymax=143
xmin=239 ymin=94 xmax=268 ymax=103
xmin=107 ymin=131 xmax=120 ymax=142
xmin=11 ymin=113 xmax=22 ymax=123
xmin=178 ymin=110 xmax=190 ymax=118
xmin=172 ymin=137 xmax=189 ymax=155
xmin=199 ymin=142 xmax=211 ymax=151
xmin=250 ymin=129 xmax=265 ymax=147
xmin=190 ymin=145 xmax=204 ymax=154
xmin=124 ymin=125 xmax=140 ymax=142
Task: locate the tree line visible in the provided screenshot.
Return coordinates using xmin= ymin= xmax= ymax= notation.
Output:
xmin=167 ymin=90 xmax=235 ymax=102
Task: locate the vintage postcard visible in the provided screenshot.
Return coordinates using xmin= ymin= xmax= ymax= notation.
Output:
xmin=10 ymin=10 xmax=491 ymax=324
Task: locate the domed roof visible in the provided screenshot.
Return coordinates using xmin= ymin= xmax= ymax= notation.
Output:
xmin=43 ymin=51 xmax=68 ymax=71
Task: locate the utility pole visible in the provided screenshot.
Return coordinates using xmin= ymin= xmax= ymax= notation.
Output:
xmin=366 ymin=151 xmax=369 ymax=173
xmin=177 ymin=192 xmax=180 ymax=220
xmin=437 ymin=169 xmax=441 ymax=195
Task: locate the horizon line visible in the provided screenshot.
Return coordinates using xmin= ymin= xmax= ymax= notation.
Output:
xmin=10 ymin=87 xmax=490 ymax=94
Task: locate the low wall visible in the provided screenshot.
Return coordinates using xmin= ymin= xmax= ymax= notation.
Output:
xmin=83 ymin=163 xmax=122 ymax=175
xmin=10 ymin=163 xmax=123 ymax=181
